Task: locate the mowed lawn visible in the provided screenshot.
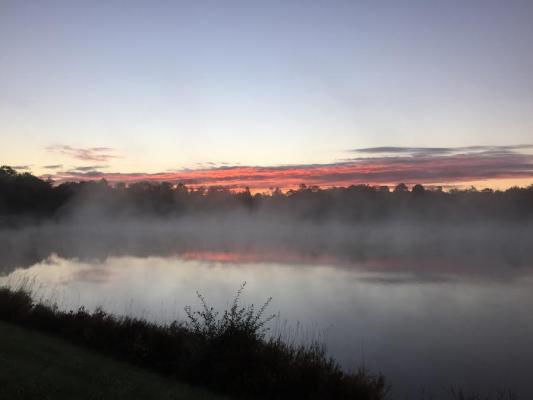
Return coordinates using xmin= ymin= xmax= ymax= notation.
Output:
xmin=0 ymin=321 xmax=228 ymax=400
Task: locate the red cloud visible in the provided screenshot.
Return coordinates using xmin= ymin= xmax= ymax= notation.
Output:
xmin=43 ymin=147 xmax=533 ymax=190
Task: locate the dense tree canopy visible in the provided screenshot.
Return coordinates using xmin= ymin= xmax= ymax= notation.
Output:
xmin=1 ymin=165 xmax=533 ymax=222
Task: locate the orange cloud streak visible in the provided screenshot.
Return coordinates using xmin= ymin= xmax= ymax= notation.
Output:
xmin=41 ymin=149 xmax=533 ymax=191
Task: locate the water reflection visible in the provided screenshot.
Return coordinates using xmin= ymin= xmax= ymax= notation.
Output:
xmin=2 ymin=221 xmax=533 ymax=280
xmin=1 ymin=223 xmax=533 ymax=398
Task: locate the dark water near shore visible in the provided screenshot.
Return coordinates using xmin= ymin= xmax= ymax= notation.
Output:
xmin=1 ymin=221 xmax=533 ymax=399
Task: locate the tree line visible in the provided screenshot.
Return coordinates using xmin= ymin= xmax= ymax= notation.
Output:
xmin=1 ymin=165 xmax=533 ymax=222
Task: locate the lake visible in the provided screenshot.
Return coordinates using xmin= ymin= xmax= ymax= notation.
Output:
xmin=1 ymin=220 xmax=532 ymax=399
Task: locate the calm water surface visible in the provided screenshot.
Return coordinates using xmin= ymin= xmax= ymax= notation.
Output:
xmin=1 ymin=223 xmax=533 ymax=399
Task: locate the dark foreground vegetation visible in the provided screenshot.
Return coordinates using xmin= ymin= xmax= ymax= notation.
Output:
xmin=1 ymin=165 xmax=533 ymax=223
xmin=0 ymin=320 xmax=226 ymax=400
xmin=0 ymin=284 xmax=386 ymax=400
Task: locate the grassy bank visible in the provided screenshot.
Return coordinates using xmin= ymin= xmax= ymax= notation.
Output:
xmin=0 ymin=284 xmax=386 ymax=400
xmin=0 ymin=320 xmax=227 ymax=400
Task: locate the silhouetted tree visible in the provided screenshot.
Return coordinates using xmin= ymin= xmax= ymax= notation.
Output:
xmin=411 ymin=184 xmax=425 ymax=195
xmin=1 ymin=166 xmax=532 ymax=223
xmin=393 ymin=183 xmax=408 ymax=193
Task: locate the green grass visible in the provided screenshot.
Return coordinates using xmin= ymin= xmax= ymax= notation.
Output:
xmin=0 ymin=321 xmax=228 ymax=400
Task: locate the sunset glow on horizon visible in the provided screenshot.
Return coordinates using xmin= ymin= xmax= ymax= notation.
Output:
xmin=29 ymin=145 xmax=532 ymax=192
xmin=3 ymin=2 xmax=533 ymax=398
xmin=2 ymin=1 xmax=533 ymax=191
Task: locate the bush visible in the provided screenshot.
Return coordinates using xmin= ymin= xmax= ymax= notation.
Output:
xmin=0 ymin=283 xmax=386 ymax=400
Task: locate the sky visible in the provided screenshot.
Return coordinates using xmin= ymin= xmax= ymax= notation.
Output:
xmin=1 ymin=0 xmax=533 ymax=190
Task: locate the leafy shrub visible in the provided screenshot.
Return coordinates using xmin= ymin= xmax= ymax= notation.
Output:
xmin=0 ymin=283 xmax=386 ymax=400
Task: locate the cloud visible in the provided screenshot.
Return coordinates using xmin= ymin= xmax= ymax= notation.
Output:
xmin=71 ymin=165 xmax=109 ymax=172
xmin=68 ymin=171 xmax=106 ymax=178
xmin=11 ymin=165 xmax=31 ymax=170
xmin=43 ymin=164 xmax=63 ymax=169
xmin=46 ymin=145 xmax=119 ymax=162
xmin=352 ymin=145 xmax=533 ymax=156
xmin=42 ymin=145 xmax=533 ymax=190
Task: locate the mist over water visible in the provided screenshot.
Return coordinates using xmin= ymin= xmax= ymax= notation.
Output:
xmin=1 ymin=216 xmax=533 ymax=399
xmin=2 ymin=213 xmax=532 ymax=274
xmin=2 ymin=0 xmax=533 ymax=397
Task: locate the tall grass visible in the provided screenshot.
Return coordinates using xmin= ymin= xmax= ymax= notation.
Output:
xmin=0 ymin=282 xmax=386 ymax=400
xmin=413 ymin=388 xmax=519 ymax=400
xmin=447 ymin=388 xmax=518 ymax=400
